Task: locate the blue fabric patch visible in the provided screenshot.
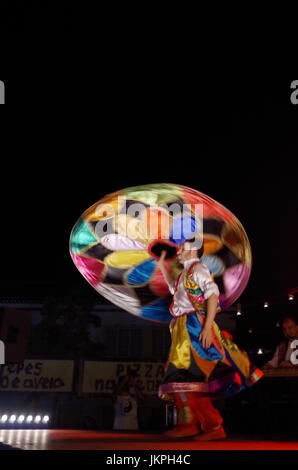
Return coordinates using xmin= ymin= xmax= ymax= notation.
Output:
xmin=170 ymin=216 xmax=198 ymax=244
xmin=200 ymin=255 xmax=225 ymax=277
xmin=141 ymin=299 xmax=173 ymax=323
xmin=126 ymin=258 xmax=156 ymax=286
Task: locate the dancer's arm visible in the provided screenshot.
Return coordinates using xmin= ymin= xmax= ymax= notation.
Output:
xmin=195 ymin=265 xmax=220 ymax=349
xmin=205 ymin=294 xmax=220 ymax=329
xmin=199 ymin=294 xmax=219 ymax=349
xmin=157 ymin=251 xmax=175 ymax=293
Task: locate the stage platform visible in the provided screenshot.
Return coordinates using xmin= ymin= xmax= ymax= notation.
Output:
xmin=1 ymin=429 xmax=298 ymax=451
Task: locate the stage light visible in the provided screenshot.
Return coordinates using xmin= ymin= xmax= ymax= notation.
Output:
xmin=257 ymin=348 xmax=263 ymax=355
xmin=276 ymin=321 xmax=280 ymax=327
xmin=248 ymin=328 xmax=253 ymax=334
xmin=236 ymin=302 xmax=242 ymax=315
xmin=289 ymin=294 xmax=294 ymax=301
xmin=264 ymin=302 xmax=269 ymax=308
xmin=0 ymin=412 xmax=50 ymax=428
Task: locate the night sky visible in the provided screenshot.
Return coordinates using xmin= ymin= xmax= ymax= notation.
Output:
xmin=1 ymin=5 xmax=297 ymax=313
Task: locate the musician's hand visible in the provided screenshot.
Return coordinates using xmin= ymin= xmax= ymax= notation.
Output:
xmin=280 ymin=360 xmax=294 ymax=368
xmin=199 ymin=326 xmax=213 ymax=349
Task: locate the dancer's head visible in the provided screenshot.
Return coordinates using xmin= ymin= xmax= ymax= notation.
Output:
xmin=177 ymin=236 xmax=204 ymax=264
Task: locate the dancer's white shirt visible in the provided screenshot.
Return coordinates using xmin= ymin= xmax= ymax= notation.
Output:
xmin=167 ymin=258 xmax=219 ymax=317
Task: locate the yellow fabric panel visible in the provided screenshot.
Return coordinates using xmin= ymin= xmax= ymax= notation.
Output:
xmin=168 ymin=316 xmax=191 ymax=370
xmin=104 ymin=250 xmax=151 ymax=269
xmin=84 ymin=193 xmax=122 ymax=222
xmin=203 ymin=236 xmax=222 ymax=255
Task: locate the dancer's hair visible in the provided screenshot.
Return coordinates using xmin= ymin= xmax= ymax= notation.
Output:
xmin=185 ymin=236 xmax=204 ymax=259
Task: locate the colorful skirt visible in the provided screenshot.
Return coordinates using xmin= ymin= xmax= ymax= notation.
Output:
xmin=158 ymin=311 xmax=263 ymax=400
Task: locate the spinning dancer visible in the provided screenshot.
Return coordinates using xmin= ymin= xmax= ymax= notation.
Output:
xmin=70 ymin=183 xmax=263 ymax=440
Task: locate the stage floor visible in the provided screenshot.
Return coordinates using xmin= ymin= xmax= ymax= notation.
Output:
xmin=0 ymin=429 xmax=298 ymax=450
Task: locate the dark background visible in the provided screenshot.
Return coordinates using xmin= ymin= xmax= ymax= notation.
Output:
xmin=0 ymin=2 xmax=297 ymax=312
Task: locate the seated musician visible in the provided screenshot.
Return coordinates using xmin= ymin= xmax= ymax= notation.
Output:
xmin=263 ymin=315 xmax=298 ymax=369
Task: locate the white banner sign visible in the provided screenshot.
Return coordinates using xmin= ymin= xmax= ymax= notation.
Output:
xmin=0 ymin=360 xmax=74 ymax=392
xmin=83 ymin=361 xmax=165 ymax=394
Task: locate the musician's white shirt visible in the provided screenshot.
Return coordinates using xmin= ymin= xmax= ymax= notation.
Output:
xmin=266 ymin=340 xmax=298 ymax=368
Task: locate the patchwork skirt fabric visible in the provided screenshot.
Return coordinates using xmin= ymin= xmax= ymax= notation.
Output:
xmin=159 ymin=311 xmax=263 ymax=400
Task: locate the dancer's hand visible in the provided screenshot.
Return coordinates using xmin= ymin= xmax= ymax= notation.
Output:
xmin=199 ymin=326 xmax=213 ymax=349
xmin=157 ymin=251 xmax=167 ymax=273
xmin=157 ymin=250 xmax=176 ymax=291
